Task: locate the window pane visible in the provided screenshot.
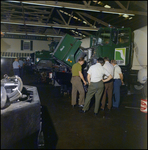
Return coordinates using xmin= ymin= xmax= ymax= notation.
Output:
xmin=118 ymin=30 xmax=129 ymax=44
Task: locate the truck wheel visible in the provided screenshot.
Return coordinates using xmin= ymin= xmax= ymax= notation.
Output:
xmin=133 ymin=84 xmax=144 ymax=94
xmin=1 ymin=86 xmax=7 ymax=109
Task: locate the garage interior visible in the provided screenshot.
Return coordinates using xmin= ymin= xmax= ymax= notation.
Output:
xmin=1 ymin=1 xmax=147 ymax=149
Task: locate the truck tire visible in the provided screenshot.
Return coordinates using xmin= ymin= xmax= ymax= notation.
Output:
xmin=133 ymin=84 xmax=144 ymax=94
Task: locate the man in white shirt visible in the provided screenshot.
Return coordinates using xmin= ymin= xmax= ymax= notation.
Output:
xmin=101 ymin=57 xmax=114 ymax=111
xmin=111 ymin=60 xmax=124 ymax=108
xmin=80 ymin=57 xmax=113 ymax=115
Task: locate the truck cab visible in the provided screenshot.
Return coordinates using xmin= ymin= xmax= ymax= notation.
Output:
xmin=89 ymin=27 xmax=133 ymax=86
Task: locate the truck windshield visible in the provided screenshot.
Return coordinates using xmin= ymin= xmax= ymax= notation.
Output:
xmin=117 ymin=29 xmax=130 ymax=44
xmin=97 ymin=30 xmax=110 ymax=45
xmin=91 ymin=30 xmax=111 ymax=46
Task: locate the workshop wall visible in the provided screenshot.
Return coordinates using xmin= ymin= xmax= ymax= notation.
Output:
xmin=1 ymin=38 xmax=51 ymax=53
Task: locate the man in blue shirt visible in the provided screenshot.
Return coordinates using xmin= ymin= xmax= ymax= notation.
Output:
xmin=13 ymin=58 xmax=20 ymax=76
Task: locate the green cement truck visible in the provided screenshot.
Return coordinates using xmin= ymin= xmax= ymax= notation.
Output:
xmin=52 ymin=26 xmax=147 ymax=98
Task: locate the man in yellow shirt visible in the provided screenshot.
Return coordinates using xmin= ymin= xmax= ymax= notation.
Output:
xmin=71 ymin=57 xmax=87 ymax=108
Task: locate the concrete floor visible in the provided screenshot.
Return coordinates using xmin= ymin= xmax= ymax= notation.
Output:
xmin=21 ymin=72 xmax=147 ymax=149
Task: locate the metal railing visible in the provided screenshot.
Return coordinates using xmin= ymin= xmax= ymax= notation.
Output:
xmin=1 ymin=52 xmax=31 ymax=58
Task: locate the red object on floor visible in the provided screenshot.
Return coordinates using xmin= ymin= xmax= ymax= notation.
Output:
xmin=140 ymin=99 xmax=147 ymax=113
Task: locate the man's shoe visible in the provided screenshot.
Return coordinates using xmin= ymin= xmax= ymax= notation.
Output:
xmin=79 ymin=105 xmax=84 ymax=108
xmin=79 ymin=109 xmax=86 ymax=113
xmin=94 ymin=113 xmax=98 ymax=116
xmin=72 ymin=105 xmax=76 ymax=108
xmin=100 ymin=108 xmax=104 ymax=111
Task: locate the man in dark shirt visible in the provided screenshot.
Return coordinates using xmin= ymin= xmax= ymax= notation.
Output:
xmin=71 ymin=57 xmax=87 ymax=108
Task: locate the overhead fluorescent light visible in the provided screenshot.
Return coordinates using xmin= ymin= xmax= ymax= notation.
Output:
xmin=129 ymin=17 xmax=133 ymax=20
xmin=104 ymin=5 xmax=111 ymax=8
xmin=123 ymin=14 xmax=129 ymax=18
xmin=102 ymin=11 xmax=135 ymax=16
xmin=64 ymin=12 xmax=68 ymax=15
xmin=83 ymin=21 xmax=87 ymax=24
xmin=73 ymin=16 xmax=78 ymax=20
xmin=59 ymin=10 xmax=64 ymax=13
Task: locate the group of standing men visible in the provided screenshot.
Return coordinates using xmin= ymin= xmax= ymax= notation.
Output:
xmin=13 ymin=58 xmax=25 ymax=78
xmin=71 ymin=57 xmax=124 ymax=115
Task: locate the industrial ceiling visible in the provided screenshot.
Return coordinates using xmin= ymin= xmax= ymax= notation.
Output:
xmin=1 ymin=1 xmax=147 ymax=40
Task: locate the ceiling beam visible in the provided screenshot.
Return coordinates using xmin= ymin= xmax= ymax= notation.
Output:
xmin=3 ymin=31 xmax=82 ymax=39
xmin=23 ymin=6 xmax=49 ymax=13
xmin=82 ymin=1 xmax=88 ymax=6
xmin=131 ymin=1 xmax=147 ymax=10
xmin=81 ymin=30 xmax=92 ymax=36
xmin=14 ymin=1 xmax=147 ymax=16
xmin=87 ymin=1 xmax=91 ymax=6
xmin=78 ymin=11 xmax=109 ymax=27
xmin=52 ymin=17 xmax=64 ymax=24
xmin=1 ymin=20 xmax=99 ymax=31
xmin=57 ymin=29 xmax=61 ymax=35
xmin=126 ymin=1 xmax=130 ymax=10
xmin=52 ymin=28 xmax=59 ymax=35
xmin=75 ymin=12 xmax=93 ymax=27
xmin=56 ymin=9 xmax=67 ymax=25
xmin=42 ymin=8 xmax=54 ymax=34
xmin=67 ymin=11 xmax=73 ymax=25
xmin=46 ymin=7 xmax=54 ymax=23
xmin=21 ymin=2 xmax=26 ymax=35
xmin=115 ymin=1 xmax=127 ymax=10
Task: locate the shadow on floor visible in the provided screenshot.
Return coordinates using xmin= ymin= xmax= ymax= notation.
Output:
xmin=39 ymin=105 xmax=58 ymax=149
